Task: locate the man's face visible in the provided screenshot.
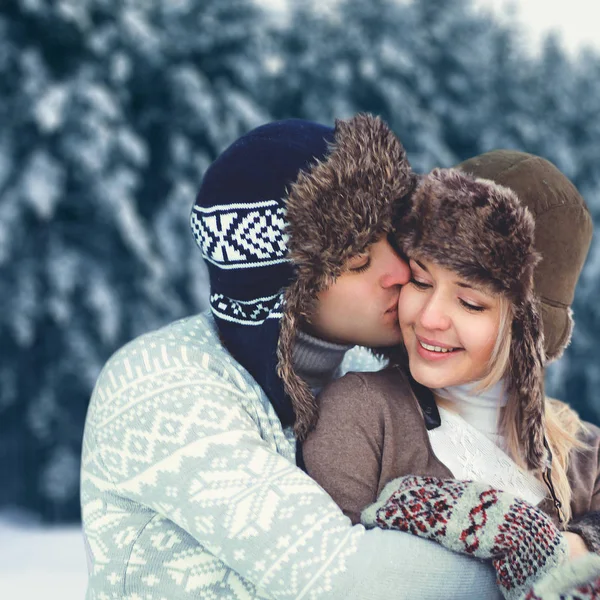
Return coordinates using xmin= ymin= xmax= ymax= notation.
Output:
xmin=305 ymin=236 xmax=410 ymax=347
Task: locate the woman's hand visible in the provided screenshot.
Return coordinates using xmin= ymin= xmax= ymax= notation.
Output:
xmin=564 ymin=531 xmax=590 ymax=559
xmin=361 ymin=475 xmax=568 ymax=600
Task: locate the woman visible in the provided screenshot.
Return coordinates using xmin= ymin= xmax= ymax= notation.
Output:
xmin=303 ymin=153 xmax=597 ymax=598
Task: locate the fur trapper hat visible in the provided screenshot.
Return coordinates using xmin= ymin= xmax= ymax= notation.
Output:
xmin=192 ymin=114 xmax=416 ymax=440
xmin=457 ymin=150 xmax=593 ymax=362
xmin=282 ymin=114 xmax=417 ymax=439
xmin=398 ymin=168 xmax=547 ymax=470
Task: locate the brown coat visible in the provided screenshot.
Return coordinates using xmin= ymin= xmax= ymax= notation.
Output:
xmin=303 ymin=367 xmax=600 ymax=528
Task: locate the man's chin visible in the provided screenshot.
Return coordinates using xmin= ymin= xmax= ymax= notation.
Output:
xmin=367 ymin=332 xmax=404 ymax=349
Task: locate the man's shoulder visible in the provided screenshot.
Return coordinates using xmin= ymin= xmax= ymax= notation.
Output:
xmin=93 ymin=311 xmax=254 ymax=395
xmin=108 ymin=311 xmax=222 ymax=362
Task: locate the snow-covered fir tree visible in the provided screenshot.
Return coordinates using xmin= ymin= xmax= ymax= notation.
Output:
xmin=1 ymin=0 xmax=600 ymax=521
xmin=539 ymin=46 xmax=600 ymax=423
xmin=261 ymin=0 xmax=445 ymax=168
xmin=0 ymin=0 xmax=268 ymax=521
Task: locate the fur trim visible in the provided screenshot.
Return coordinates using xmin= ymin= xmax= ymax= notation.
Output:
xmin=279 ymin=113 xmax=416 ymax=440
xmin=508 ymin=298 xmax=547 ymax=470
xmin=567 ymin=511 xmax=600 ymax=554
xmin=400 ymin=169 xmax=540 ymax=299
xmin=398 ymin=168 xmax=547 ymax=470
xmin=544 ymin=306 xmax=575 ymax=363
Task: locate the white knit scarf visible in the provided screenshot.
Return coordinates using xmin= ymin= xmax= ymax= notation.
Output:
xmin=429 ymin=379 xmax=547 ymax=505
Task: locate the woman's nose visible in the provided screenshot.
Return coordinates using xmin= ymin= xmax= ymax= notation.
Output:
xmin=419 ymin=295 xmax=451 ymax=331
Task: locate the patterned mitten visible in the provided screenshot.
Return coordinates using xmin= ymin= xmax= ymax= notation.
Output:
xmin=361 ymin=475 xmax=568 ymax=600
xmin=521 ymin=553 xmax=600 ymax=599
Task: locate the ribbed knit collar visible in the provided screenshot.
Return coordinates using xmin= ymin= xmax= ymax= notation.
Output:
xmin=292 ymin=330 xmax=351 ymax=395
xmin=435 ymin=379 xmax=508 ymax=446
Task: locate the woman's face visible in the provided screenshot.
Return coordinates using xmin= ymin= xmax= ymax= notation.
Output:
xmin=399 ymin=258 xmax=502 ymax=389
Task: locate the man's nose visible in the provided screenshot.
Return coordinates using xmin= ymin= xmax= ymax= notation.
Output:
xmin=380 ymin=251 xmax=411 ymax=288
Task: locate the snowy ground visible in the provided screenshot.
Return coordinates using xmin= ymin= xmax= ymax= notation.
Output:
xmin=0 ymin=516 xmax=88 ymax=600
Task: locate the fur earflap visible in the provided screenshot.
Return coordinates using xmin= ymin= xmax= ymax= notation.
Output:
xmin=508 ymin=298 xmax=547 ymax=470
xmin=280 ymin=113 xmax=416 ymax=440
xmin=287 ymin=113 xmax=416 ymax=295
xmin=398 ymin=167 xmax=548 ymax=470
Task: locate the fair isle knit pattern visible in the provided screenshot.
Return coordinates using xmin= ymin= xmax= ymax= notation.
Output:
xmin=190 ymin=201 xmax=288 ymax=270
xmin=361 ymin=476 xmax=568 ymax=600
xmin=209 ymin=292 xmax=284 ymax=326
xmin=81 ymin=311 xmax=381 ymax=599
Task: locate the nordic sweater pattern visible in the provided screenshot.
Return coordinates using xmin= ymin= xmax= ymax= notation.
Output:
xmin=81 ymin=312 xmax=378 ymax=599
xmin=81 ymin=312 xmax=501 ymax=600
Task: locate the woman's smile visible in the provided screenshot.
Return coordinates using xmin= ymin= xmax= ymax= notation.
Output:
xmin=414 ymin=333 xmax=464 ymax=361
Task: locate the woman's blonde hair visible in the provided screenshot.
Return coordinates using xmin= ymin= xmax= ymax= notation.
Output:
xmin=478 ymin=296 xmax=587 ymax=522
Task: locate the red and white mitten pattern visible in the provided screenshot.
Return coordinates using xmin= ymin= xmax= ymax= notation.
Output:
xmin=361 ymin=475 xmax=568 ymax=600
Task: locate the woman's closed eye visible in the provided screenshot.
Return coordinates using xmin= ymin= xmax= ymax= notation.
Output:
xmin=410 ymin=276 xmax=488 ymax=312
xmin=409 ymin=277 xmax=431 ymax=290
xmin=459 ymin=298 xmax=487 ymax=313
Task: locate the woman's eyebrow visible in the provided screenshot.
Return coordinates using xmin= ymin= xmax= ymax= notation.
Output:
xmin=455 ymin=280 xmax=492 ymax=297
xmin=414 ymin=259 xmax=490 ymax=295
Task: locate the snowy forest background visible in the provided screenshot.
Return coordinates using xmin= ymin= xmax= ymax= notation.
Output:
xmin=1 ymin=0 xmax=599 ymax=523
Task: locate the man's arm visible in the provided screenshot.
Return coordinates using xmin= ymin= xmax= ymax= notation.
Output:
xmin=85 ymin=338 xmax=500 ymax=599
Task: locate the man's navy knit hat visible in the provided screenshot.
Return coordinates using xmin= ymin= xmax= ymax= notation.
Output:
xmin=191 ymin=119 xmax=334 ymax=427
xmin=191 ymin=114 xmax=417 ymax=438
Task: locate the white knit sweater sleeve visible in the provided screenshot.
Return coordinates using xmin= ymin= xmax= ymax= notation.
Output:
xmin=81 ymin=313 xmax=500 ymax=599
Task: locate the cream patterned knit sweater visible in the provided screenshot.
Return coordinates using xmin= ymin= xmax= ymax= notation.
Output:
xmin=81 ymin=311 xmax=500 ymax=599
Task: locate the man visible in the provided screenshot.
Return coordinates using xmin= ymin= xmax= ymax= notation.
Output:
xmin=81 ymin=114 xmax=499 ymax=598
